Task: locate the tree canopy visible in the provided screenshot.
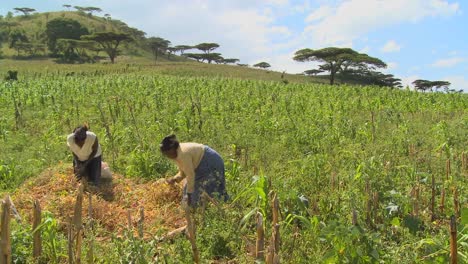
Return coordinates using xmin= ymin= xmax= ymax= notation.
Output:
xmin=304 ymin=69 xmax=323 ymax=76
xmin=184 ymin=53 xmax=204 ymax=62
xmin=195 ymin=43 xmax=219 ymax=54
xmin=174 ymin=45 xmax=193 ymax=54
xmin=46 ymin=18 xmax=89 ymax=54
xmin=147 ymin=37 xmax=170 ymax=61
xmin=412 ymin=80 xmax=451 ymax=92
xmin=73 ymin=6 xmax=102 ymax=15
xmin=341 ymin=69 xmax=402 ymax=88
xmin=222 ymin=58 xmax=240 ymax=64
xmin=294 ymin=47 xmax=386 ymax=85
xmin=57 ymin=39 xmax=95 ymax=62
xmin=184 ymin=52 xmax=223 ymax=64
xmin=13 ymin=8 xmax=36 ymax=16
xmin=81 ymin=32 xmax=132 ymax=63
xmin=253 ymin=62 xmax=271 ymax=69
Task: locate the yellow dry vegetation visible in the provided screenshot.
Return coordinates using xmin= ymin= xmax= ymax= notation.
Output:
xmin=9 ymin=163 xmax=185 ymax=238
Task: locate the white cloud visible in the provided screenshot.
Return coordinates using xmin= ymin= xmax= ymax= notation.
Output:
xmin=303 ymin=0 xmax=460 ymax=46
xmin=444 ymin=75 xmax=468 ymax=92
xmin=431 ymin=57 xmax=465 ymax=68
xmin=292 ymin=1 xmax=312 ymax=14
xmin=305 ymin=5 xmax=333 ymax=23
xmin=381 ymin=40 xmax=401 ymax=53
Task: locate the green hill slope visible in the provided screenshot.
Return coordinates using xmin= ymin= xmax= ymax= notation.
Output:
xmin=0 ymin=11 xmax=157 ymax=58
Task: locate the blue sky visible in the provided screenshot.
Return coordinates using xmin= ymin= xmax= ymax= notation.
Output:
xmin=1 ymin=0 xmax=467 ymax=91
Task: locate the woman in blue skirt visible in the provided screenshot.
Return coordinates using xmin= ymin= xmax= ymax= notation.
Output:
xmin=160 ymin=134 xmax=229 ymax=208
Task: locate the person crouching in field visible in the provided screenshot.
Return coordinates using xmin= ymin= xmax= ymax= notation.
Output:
xmin=160 ymin=134 xmax=229 ymax=208
xmin=67 ymin=125 xmax=102 ymax=185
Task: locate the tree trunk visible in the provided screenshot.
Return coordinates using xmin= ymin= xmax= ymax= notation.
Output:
xmin=329 ymin=63 xmax=336 ymax=85
xmin=330 ymin=70 xmax=335 ymax=85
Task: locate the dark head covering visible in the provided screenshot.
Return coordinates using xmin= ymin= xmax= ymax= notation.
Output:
xmin=160 ymin=134 xmax=180 ymax=152
xmin=73 ymin=124 xmax=89 ymax=141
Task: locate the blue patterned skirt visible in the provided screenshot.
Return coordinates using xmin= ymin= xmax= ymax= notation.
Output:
xmin=183 ymin=146 xmax=229 ymax=207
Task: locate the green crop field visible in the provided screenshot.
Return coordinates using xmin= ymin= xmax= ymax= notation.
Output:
xmin=0 ymin=63 xmax=467 ymax=263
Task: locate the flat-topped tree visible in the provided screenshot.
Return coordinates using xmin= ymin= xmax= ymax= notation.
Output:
xmin=254 ymin=62 xmax=271 ymax=69
xmin=57 ymin=39 xmax=96 ymax=62
xmin=81 ymin=7 xmax=103 ymax=16
xmin=344 ymin=69 xmax=403 ymax=88
xmin=203 ymin=53 xmax=222 ymax=64
xmin=222 ymin=58 xmax=240 ymax=64
xmin=174 ymin=45 xmax=192 ymax=55
xmin=195 ymin=43 xmax=219 ymax=54
xmin=183 ymin=52 xmax=222 ymax=63
xmin=13 ymin=7 xmax=36 ymax=16
xmin=304 ymin=69 xmax=323 ymax=76
xmin=184 ymin=53 xmax=204 ymax=62
xmin=147 ymin=37 xmax=170 ymax=61
xmin=81 ymin=32 xmax=132 ymax=63
xmin=294 ymin=47 xmax=386 ymax=85
xmin=412 ymin=79 xmax=451 ymax=92
xmin=63 ymin=5 xmax=72 ymax=11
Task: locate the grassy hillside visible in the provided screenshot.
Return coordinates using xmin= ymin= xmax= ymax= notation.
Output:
xmin=0 ymin=58 xmax=325 ymax=84
xmin=0 ymin=11 xmax=158 ymax=58
xmin=0 ymin=62 xmax=467 ymax=263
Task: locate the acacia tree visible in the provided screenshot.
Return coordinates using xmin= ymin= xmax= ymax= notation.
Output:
xmin=293 ymin=47 xmax=386 ymax=85
xmin=174 ymin=45 xmax=192 ymax=55
xmin=184 ymin=53 xmax=204 ymax=62
xmin=304 ymin=69 xmax=323 ymax=76
xmin=13 ymin=7 xmax=36 ymax=16
xmin=203 ymin=53 xmax=223 ymax=64
xmin=81 ymin=32 xmax=132 ymax=63
xmin=341 ymin=69 xmax=402 ymax=88
xmin=412 ymin=79 xmax=451 ymax=92
xmin=81 ymin=7 xmax=103 ymax=16
xmin=195 ymin=43 xmax=219 ymax=54
xmin=222 ymin=58 xmax=240 ymax=64
xmin=63 ymin=5 xmax=72 ymax=11
xmin=57 ymin=39 xmax=95 ymax=62
xmin=147 ymin=37 xmax=170 ymax=61
xmin=254 ymin=62 xmax=271 ymax=69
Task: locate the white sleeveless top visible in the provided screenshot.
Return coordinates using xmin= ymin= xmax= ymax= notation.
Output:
xmin=67 ymin=131 xmax=102 ymax=161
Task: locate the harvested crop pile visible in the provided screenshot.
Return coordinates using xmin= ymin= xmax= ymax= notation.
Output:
xmin=10 ymin=163 xmax=185 ymax=237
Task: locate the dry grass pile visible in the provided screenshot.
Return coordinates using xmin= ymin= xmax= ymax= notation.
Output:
xmin=9 ymin=163 xmax=185 ymax=237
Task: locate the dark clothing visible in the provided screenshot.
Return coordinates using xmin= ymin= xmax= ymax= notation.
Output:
xmin=183 ymin=146 xmax=229 ymax=207
xmin=73 ymin=155 xmax=101 ymax=185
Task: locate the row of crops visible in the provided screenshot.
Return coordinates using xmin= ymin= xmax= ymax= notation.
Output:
xmin=0 ymin=70 xmax=467 ymax=262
